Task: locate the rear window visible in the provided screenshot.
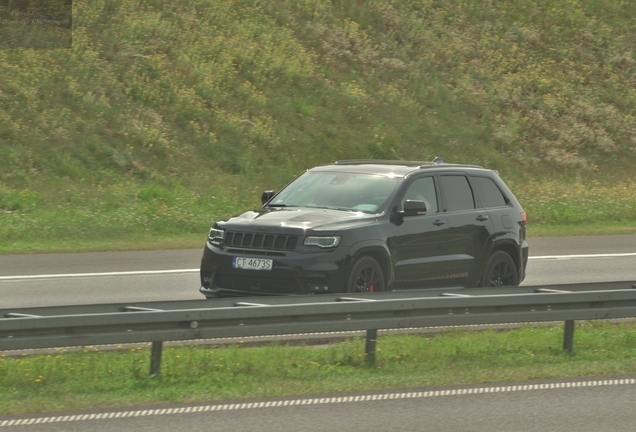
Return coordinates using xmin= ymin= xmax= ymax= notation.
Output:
xmin=471 ymin=176 xmax=507 ymax=208
xmin=440 ymin=175 xmax=475 ymax=212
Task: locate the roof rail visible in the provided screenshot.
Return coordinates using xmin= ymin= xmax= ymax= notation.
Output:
xmin=334 ymin=159 xmax=427 ymax=166
xmin=332 ymin=158 xmax=484 ymax=170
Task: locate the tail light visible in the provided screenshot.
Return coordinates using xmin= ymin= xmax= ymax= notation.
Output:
xmin=520 ymin=212 xmax=527 ymax=225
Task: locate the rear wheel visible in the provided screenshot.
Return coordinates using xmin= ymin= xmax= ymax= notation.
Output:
xmin=480 ymin=251 xmax=518 ymax=287
xmin=347 ymin=256 xmax=385 ymax=293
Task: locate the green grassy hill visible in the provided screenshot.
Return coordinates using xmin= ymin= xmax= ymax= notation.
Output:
xmin=1 ymin=0 xmax=636 ymax=252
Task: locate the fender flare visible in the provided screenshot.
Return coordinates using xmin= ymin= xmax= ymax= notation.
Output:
xmin=346 ymin=240 xmax=393 ymax=288
xmin=478 ymin=237 xmax=524 ymax=285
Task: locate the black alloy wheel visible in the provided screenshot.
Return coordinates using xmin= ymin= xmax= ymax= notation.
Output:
xmin=481 ymin=251 xmax=518 ymax=287
xmin=347 ymin=256 xmax=385 ymax=293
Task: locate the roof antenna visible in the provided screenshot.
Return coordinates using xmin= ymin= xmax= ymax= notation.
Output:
xmin=432 ymin=157 xmax=443 ymax=164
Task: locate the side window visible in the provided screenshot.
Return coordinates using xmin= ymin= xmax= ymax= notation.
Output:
xmin=471 ymin=176 xmax=507 ymax=208
xmin=401 ymin=177 xmax=438 ymax=213
xmin=440 ymin=175 xmax=475 ymax=212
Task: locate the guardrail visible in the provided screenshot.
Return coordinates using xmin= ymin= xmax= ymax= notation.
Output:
xmin=2 ymin=281 xmax=636 ymax=374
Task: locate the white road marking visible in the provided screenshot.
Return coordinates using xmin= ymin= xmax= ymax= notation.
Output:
xmin=528 ymin=253 xmax=636 ymax=261
xmin=1 ymin=378 xmax=634 ymax=427
xmin=0 ymin=269 xmax=198 ymax=281
xmin=1 ymin=253 xmax=635 ymax=281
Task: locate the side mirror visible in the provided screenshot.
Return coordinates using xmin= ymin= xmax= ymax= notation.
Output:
xmin=400 ymin=200 xmax=427 ymax=217
xmin=261 ymin=190 xmax=276 ymax=205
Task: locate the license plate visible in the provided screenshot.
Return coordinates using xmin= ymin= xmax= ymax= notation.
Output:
xmin=232 ymin=257 xmax=273 ymax=271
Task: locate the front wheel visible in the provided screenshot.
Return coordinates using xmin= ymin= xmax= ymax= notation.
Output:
xmin=347 ymin=256 xmax=385 ymax=293
xmin=480 ymin=251 xmax=518 ymax=287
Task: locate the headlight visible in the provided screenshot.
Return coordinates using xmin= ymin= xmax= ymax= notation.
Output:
xmin=208 ymin=227 xmax=225 ymax=245
xmin=304 ymin=236 xmax=341 ymax=248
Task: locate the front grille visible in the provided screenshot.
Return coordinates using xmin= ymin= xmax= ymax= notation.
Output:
xmin=253 ymin=234 xmax=263 ymax=248
xmin=224 ymin=231 xmax=299 ymax=251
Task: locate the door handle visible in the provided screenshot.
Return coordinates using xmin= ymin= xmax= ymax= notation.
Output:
xmin=433 ymin=220 xmax=446 ymax=226
xmin=476 ymin=215 xmax=489 ymax=221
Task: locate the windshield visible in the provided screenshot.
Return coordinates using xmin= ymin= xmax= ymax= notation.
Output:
xmin=269 ymin=172 xmax=402 ymax=213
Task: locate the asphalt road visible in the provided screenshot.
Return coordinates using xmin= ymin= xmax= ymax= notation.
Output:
xmin=2 ymin=377 xmax=635 ymax=431
xmin=1 ymin=235 xmax=636 ymax=430
xmin=1 ymin=234 xmax=635 ymax=308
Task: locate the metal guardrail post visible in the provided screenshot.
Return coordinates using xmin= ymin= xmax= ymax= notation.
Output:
xmin=336 ymin=298 xmax=379 ymax=364
xmin=150 ymin=341 xmax=163 ymax=375
xmin=365 ymin=329 xmax=378 ymax=365
xmin=563 ymin=320 xmax=575 ymax=353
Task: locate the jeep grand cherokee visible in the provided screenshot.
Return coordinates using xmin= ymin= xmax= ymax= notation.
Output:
xmin=200 ymin=159 xmax=528 ymax=297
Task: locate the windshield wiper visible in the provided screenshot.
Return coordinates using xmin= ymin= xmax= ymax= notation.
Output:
xmin=266 ymin=204 xmax=296 ymax=208
xmin=267 ymin=204 xmax=357 ymax=212
xmin=310 ymin=206 xmax=356 ymax=212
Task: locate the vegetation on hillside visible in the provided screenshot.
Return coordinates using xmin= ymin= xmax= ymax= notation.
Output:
xmin=1 ymin=0 xmax=635 ymax=251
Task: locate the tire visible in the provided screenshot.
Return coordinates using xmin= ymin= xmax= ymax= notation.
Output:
xmin=480 ymin=251 xmax=518 ymax=287
xmin=347 ymin=256 xmax=385 ymax=293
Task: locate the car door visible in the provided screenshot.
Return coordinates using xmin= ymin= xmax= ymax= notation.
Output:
xmin=470 ymin=175 xmax=512 ymax=231
xmin=389 ymin=175 xmax=456 ymax=289
xmin=438 ymin=173 xmax=495 ymax=286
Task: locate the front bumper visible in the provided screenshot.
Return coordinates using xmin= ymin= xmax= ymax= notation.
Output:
xmin=199 ymin=241 xmax=352 ymax=297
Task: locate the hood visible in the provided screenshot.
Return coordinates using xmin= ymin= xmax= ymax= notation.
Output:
xmin=218 ymin=207 xmax=378 ymax=234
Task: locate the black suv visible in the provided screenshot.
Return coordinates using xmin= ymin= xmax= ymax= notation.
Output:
xmin=200 ymin=159 xmax=528 ymax=297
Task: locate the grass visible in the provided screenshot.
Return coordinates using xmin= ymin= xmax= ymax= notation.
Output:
xmin=528 ymin=224 xmax=636 ymax=238
xmin=1 ymin=0 xmax=636 ymax=254
xmin=1 ymin=174 xmax=635 ymax=254
xmin=2 ymin=321 xmax=636 ymax=416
